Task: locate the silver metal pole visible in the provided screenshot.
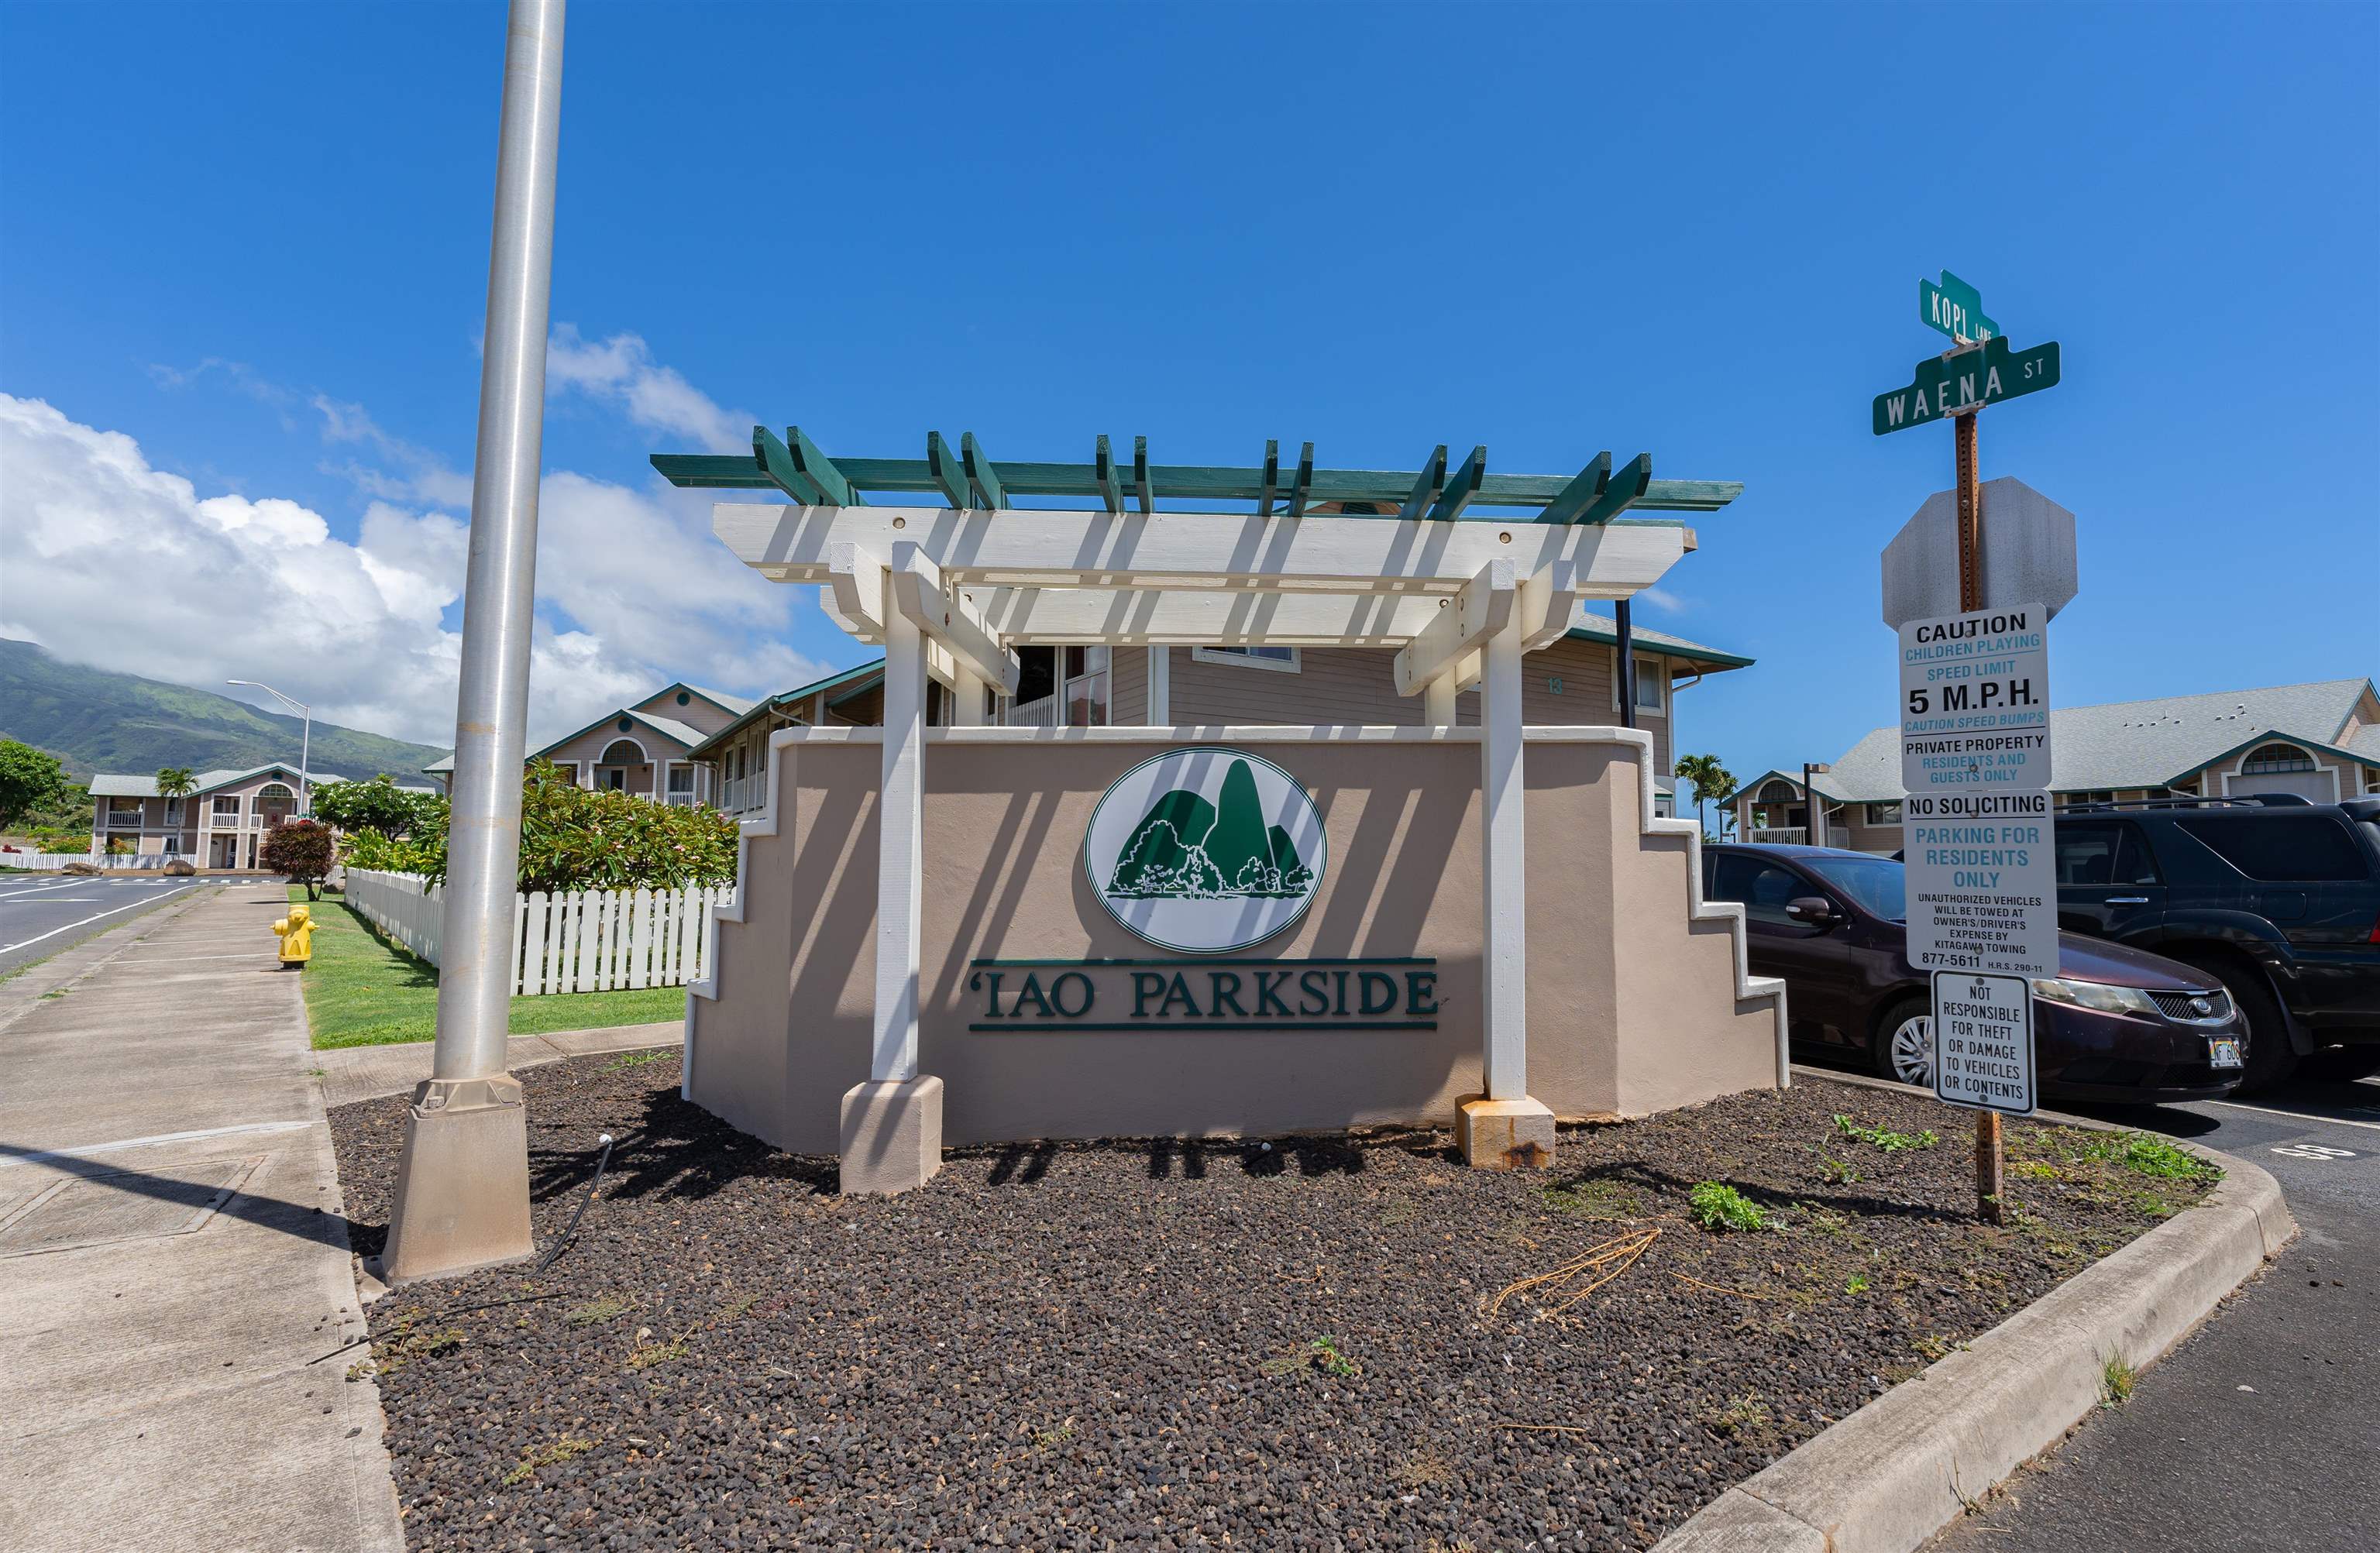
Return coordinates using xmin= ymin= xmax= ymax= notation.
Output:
xmin=299 ymin=709 xmax=312 ymax=814
xmin=432 ymin=0 xmax=566 ymax=1084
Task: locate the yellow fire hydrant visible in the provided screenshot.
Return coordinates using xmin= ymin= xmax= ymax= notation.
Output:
xmin=271 ymin=904 xmax=316 ymax=971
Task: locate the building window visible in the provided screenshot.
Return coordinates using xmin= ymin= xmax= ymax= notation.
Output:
xmin=1613 ymin=655 xmax=1666 ymax=716
xmin=1865 ymin=802 xmax=1903 ymax=825
xmin=1063 ymin=646 xmax=1110 ymax=727
xmin=666 ymin=765 xmax=696 ymax=806
xmin=212 ymin=795 xmax=242 ymax=819
xmin=106 ymin=796 xmax=144 ymax=827
xmin=1192 ymin=645 xmax=1301 ymax=673
xmin=2058 ymin=790 xmax=2116 ymax=809
xmin=2239 ymin=743 xmax=2315 ymax=775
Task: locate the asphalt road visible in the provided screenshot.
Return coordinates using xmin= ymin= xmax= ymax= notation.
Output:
xmin=0 ymin=874 xmax=204 ymax=977
xmin=1930 ymin=1073 xmax=2380 ymax=1552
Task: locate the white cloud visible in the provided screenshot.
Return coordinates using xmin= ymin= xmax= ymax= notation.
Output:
xmin=1637 ymin=586 xmax=1692 ymax=614
xmin=0 ymin=393 xmax=831 ymax=752
xmin=545 ymin=325 xmax=748 ymax=454
xmin=310 ymin=393 xmax=477 ymax=509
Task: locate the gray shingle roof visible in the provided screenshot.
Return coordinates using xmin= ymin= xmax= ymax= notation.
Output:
xmin=1789 ymin=679 xmax=2376 ymax=802
xmin=1567 ymin=607 xmax=1752 ymax=668
xmin=87 ymin=764 xmax=315 ymax=798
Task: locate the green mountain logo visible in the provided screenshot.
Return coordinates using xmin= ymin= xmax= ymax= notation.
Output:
xmin=1105 ymin=758 xmax=1315 ymax=901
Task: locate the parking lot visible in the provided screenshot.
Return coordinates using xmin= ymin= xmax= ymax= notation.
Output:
xmin=0 ymin=874 xmax=202 ymax=977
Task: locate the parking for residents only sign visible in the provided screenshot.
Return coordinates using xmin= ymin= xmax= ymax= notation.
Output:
xmin=1931 ymin=970 xmax=2037 ymax=1115
xmin=1900 ymin=603 xmax=2058 ymax=978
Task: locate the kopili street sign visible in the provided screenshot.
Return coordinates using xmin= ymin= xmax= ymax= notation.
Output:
xmin=1931 ymin=970 xmax=2038 ymax=1116
xmin=1880 ymin=477 xmax=2079 ymax=629
xmin=1873 ymin=335 xmax=2060 ymax=435
xmin=1918 ymin=270 xmax=2000 ymax=345
xmin=1899 ymin=603 xmax=2058 ymax=978
xmin=1085 ymin=747 xmax=1326 ymax=953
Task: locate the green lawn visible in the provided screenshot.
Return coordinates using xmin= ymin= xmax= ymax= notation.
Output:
xmin=289 ymin=886 xmax=686 ymax=1050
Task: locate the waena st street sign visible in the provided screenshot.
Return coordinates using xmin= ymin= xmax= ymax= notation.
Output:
xmin=1873 ymin=335 xmax=2061 ymax=436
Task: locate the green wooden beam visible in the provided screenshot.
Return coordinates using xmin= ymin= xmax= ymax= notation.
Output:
xmin=753 ymin=427 xmax=826 ymax=503
xmin=1579 ymin=452 xmax=1653 ymax=525
xmin=1286 ymin=441 xmax=1315 ymax=517
xmin=1426 ymin=444 xmax=1487 ymax=524
xmin=1397 ymin=445 xmax=1449 ymax=523
xmin=1094 ymin=435 xmax=1123 ymax=514
xmin=1534 ymin=452 xmax=1611 ymax=524
xmin=925 ymin=432 xmax=971 ymax=508
xmin=961 ymin=432 xmax=1006 ymax=510
xmin=787 ymin=426 xmax=865 ymax=507
xmin=1132 ymin=436 xmax=1152 ymax=516
xmin=1256 ymin=439 xmax=1280 ymax=518
xmin=652 ymin=441 xmax=1744 ymax=514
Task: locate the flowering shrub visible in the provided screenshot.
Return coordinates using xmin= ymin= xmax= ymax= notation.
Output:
xmin=341 ymin=761 xmax=738 ymax=893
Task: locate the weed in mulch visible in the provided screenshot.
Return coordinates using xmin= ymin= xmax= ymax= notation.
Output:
xmin=1832 ymin=1114 xmax=1939 ymax=1152
xmin=1543 ymin=1177 xmax=1642 ymax=1221
xmin=1689 ymin=1180 xmax=1773 ymax=1232
xmin=500 ymin=1434 xmax=596 ymax=1486
xmin=565 ymin=1296 xmax=628 ymax=1326
xmin=2101 ymin=1352 xmax=2138 ymax=1406
xmin=1261 ymin=1335 xmax=1360 ymax=1379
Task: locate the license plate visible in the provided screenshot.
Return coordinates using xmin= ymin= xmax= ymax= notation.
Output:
xmin=2209 ymin=1039 xmax=2244 ymax=1070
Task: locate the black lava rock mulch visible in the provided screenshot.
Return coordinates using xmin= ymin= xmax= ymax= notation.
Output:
xmin=329 ymin=1055 xmax=2216 ymax=1552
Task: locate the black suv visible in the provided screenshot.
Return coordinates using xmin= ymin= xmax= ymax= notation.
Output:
xmin=2054 ymin=796 xmax=2380 ymax=1091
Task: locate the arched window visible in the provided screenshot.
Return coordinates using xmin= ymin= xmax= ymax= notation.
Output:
xmin=1758 ymin=779 xmax=1797 ymax=804
xmin=256 ymin=782 xmax=295 ymax=803
xmin=600 ymin=739 xmax=645 ymax=766
xmin=2240 ymin=743 xmax=2315 ymax=775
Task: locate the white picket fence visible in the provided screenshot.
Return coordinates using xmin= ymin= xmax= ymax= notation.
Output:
xmin=2 ymin=851 xmax=184 ymax=871
xmin=340 ymin=868 xmax=731 ymax=997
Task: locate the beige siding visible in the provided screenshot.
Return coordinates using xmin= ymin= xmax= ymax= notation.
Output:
xmin=542 ymin=721 xmax=695 ymax=771
xmin=630 ymin=688 xmax=744 ymax=740
xmin=1111 ymin=644 xmax=1149 ymax=723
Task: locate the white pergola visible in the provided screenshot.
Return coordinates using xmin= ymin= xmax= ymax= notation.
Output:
xmin=711 ymin=500 xmax=1701 ymax=1132
xmin=667 ymin=431 xmax=1742 ymax=1174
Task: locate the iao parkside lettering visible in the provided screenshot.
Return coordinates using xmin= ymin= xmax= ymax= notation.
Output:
xmin=968 ymin=957 xmax=1439 ymax=1032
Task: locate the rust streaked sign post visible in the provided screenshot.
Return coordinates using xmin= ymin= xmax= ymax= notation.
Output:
xmin=1873 ymin=273 xmax=2068 ymax=1225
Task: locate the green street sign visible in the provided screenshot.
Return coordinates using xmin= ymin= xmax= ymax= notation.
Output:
xmin=1919 ymin=270 xmax=2000 ymax=344
xmin=1873 ymin=336 xmax=2060 ymax=435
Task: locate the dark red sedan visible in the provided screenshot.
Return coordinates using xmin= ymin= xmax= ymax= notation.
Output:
xmin=1703 ymin=843 xmax=2245 ymax=1104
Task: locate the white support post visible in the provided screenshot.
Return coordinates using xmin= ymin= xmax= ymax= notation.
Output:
xmin=840 ymin=583 xmax=946 ymax=1197
xmin=1481 ymin=617 xmax=1527 ymax=1101
xmin=1456 ymin=612 xmax=1556 ymax=1170
xmin=1145 ymin=645 xmax=1171 ymax=725
xmin=1424 ymin=677 xmax=1457 ymax=727
xmin=954 ymin=665 xmax=987 ymax=727
xmin=875 ymin=603 xmax=924 ymax=1084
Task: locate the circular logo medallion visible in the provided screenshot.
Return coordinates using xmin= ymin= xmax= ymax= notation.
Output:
xmin=1083 ymin=747 xmax=1327 ymax=954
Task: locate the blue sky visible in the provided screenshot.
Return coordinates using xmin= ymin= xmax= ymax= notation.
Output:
xmin=2 ymin=2 xmax=2372 ymax=775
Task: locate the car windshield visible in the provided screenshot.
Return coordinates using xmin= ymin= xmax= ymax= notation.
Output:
xmin=1802 ymin=854 xmax=1907 ymax=922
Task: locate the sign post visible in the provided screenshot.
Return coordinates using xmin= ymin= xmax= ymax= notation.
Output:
xmin=1873 ymin=272 xmax=2067 ymax=1223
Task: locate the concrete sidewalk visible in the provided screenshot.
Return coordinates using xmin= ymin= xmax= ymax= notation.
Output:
xmin=0 ymin=881 xmax=405 ymax=1553
xmin=314 ymin=1019 xmax=681 ymax=1109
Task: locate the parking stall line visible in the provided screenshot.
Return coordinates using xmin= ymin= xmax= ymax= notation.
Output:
xmin=0 ymin=885 xmax=195 ymax=954
xmin=2204 ymin=1098 xmax=2380 ymax=1133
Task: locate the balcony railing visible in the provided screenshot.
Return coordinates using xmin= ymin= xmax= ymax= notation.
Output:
xmin=104 ymin=810 xmax=146 ymax=827
xmin=1749 ymin=826 xmax=1808 ymax=843
xmin=1003 ymin=695 xmax=1061 ymax=728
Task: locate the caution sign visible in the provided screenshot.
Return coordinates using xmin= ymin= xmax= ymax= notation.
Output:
xmin=1900 ymin=603 xmax=2058 ymax=978
xmin=1931 ymin=971 xmax=2036 ymax=1116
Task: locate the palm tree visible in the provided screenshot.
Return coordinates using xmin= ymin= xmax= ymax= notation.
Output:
xmin=155 ymin=767 xmax=196 ymax=802
xmin=1672 ymin=753 xmax=1737 ymax=843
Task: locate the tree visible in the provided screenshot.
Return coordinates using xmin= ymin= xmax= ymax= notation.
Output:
xmin=0 ymin=740 xmax=70 ymax=833
xmin=313 ymin=773 xmax=435 ymax=837
xmin=1673 ymin=753 xmax=1738 ymax=843
xmin=155 ymin=767 xmax=196 ymax=802
xmin=262 ymin=817 xmax=336 ymax=898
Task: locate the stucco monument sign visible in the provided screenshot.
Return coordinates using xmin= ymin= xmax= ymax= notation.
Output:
xmin=649 ymin=428 xmax=1788 ymax=1194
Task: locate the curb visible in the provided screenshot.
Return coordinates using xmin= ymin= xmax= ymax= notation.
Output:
xmin=315 ymin=1020 xmax=684 ymax=1108
xmin=1654 ymin=1134 xmax=2295 ymax=1553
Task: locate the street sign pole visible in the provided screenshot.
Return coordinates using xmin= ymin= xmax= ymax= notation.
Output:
xmin=1951 ymin=402 xmax=2005 ymax=1223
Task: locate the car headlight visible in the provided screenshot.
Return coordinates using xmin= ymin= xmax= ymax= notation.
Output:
xmin=2031 ymin=977 xmax=2162 ymax=1016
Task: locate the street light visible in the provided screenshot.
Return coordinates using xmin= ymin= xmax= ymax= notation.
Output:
xmin=229 ymin=680 xmax=312 ymax=814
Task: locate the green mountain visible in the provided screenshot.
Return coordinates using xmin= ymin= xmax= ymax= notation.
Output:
xmin=1106 ymin=758 xmax=1312 ymax=899
xmin=0 ymin=638 xmax=445 ymax=782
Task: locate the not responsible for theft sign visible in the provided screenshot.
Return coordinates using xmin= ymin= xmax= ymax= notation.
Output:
xmin=1900 ymin=603 xmax=2058 ymax=978
xmin=1931 ymin=971 xmax=2037 ymax=1115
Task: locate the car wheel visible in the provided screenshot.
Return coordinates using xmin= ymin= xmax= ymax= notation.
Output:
xmin=1871 ymin=996 xmax=1935 ymax=1089
xmin=2299 ymin=1046 xmax=2380 ymax=1084
xmin=2200 ymin=965 xmax=2296 ymax=1094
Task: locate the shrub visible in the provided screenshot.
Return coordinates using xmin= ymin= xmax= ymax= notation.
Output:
xmin=312 ymin=774 xmax=438 ymax=837
xmin=341 ymin=761 xmax=738 ymax=894
xmin=0 ymin=740 xmax=70 ymax=833
xmin=263 ymin=818 xmax=337 ymax=898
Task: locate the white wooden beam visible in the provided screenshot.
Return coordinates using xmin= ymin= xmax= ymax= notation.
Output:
xmin=823 ymin=541 xmax=886 ymax=641
xmin=717 ymin=503 xmax=1687 ymax=598
xmin=1479 ymin=614 xmax=1528 ymax=1101
xmin=1516 ymin=558 xmax=1584 ymax=651
xmin=1393 ymin=560 xmax=1515 ymax=697
xmin=1424 ymin=677 xmax=1457 ymax=726
xmin=967 ymin=586 xmax=1437 ymax=646
xmin=1145 ymin=645 xmax=1171 ymax=724
xmin=885 ymin=542 xmax=1022 ymax=695
xmin=875 ymin=606 xmax=925 ymax=1083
